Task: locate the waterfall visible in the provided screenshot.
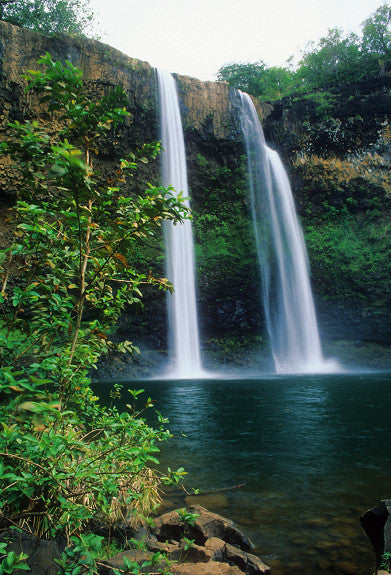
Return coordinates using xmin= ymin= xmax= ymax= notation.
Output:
xmin=239 ymin=91 xmax=338 ymax=374
xmin=157 ymin=69 xmax=204 ymax=378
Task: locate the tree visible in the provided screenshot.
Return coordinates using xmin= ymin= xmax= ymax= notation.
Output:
xmin=217 ymin=61 xmax=267 ymax=95
xmin=296 ymin=27 xmax=369 ymax=89
xmin=361 ymin=3 xmax=391 ymax=72
xmin=0 ymin=0 xmax=97 ymax=36
xmin=0 ymin=54 xmax=188 ymax=542
xmin=217 ymin=61 xmax=296 ymax=100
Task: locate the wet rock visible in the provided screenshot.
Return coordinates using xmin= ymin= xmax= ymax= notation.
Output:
xmin=151 ymin=505 xmax=254 ymax=552
xmin=141 ymin=537 xmax=182 ymax=560
xmin=172 ymin=563 xmax=244 ymax=575
xmin=224 ymin=543 xmax=270 ymax=574
xmin=360 ymin=499 xmax=391 ymax=566
xmin=183 ymin=542 xmax=214 ymax=563
xmin=204 ymin=537 xmax=226 ymax=561
xmin=192 ymin=506 xmax=254 ymax=552
xmin=142 ymin=506 xmax=270 ymax=575
xmin=0 ymin=532 xmax=62 ymax=575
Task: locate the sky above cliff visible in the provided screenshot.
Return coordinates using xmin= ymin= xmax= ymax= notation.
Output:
xmin=90 ymin=0 xmax=385 ymax=81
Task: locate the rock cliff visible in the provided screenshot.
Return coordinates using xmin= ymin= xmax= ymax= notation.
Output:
xmin=1 ymin=21 xmax=390 ymax=373
xmin=263 ymin=80 xmax=391 ymax=361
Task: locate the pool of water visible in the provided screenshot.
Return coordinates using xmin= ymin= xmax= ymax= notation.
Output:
xmin=94 ymin=371 xmax=391 ymax=574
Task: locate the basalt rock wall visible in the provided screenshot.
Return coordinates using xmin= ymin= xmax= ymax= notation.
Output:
xmin=1 ymin=21 xmax=391 ymax=373
xmin=0 ymin=21 xmax=266 ymax=372
xmin=262 ymin=79 xmax=391 ymax=362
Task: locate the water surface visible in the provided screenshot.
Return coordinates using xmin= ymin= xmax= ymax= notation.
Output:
xmin=95 ymin=372 xmax=391 ymax=574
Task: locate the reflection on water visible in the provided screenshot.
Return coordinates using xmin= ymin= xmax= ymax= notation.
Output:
xmin=94 ymin=372 xmax=391 ymax=575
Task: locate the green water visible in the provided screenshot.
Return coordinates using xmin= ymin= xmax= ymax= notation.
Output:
xmin=95 ymin=371 xmax=391 ymax=574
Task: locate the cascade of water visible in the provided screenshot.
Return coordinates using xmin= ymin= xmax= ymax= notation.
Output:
xmin=239 ymin=91 xmax=338 ymax=373
xmin=157 ymin=69 xmax=204 ymax=378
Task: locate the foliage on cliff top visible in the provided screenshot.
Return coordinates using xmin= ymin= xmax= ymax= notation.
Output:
xmin=0 ymin=0 xmax=98 ymax=36
xmin=0 ymin=53 xmax=188 ymax=542
xmin=217 ymin=3 xmax=391 ymax=101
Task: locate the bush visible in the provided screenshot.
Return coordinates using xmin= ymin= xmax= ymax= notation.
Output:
xmin=0 ymin=54 xmax=187 ymax=542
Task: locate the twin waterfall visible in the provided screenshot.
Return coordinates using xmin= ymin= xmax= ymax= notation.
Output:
xmin=239 ymin=92 xmax=333 ymax=374
xmin=157 ymin=70 xmax=204 ymax=378
xmin=158 ymin=72 xmax=334 ymax=376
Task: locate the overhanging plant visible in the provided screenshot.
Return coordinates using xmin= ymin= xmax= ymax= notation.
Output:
xmin=0 ymin=53 xmax=188 ymax=542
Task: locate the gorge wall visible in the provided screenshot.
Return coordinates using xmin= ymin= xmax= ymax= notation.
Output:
xmin=1 ymin=21 xmax=390 ymax=374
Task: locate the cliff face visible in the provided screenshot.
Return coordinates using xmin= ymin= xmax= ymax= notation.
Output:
xmin=263 ymin=80 xmax=391 ymax=357
xmin=1 ymin=21 xmax=391 ymax=373
xmin=0 ymin=21 xmax=245 ymax=199
xmin=0 ymin=21 xmax=263 ymax=372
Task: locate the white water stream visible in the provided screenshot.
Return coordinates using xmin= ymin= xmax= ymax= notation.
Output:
xmin=157 ymin=70 xmax=205 ymax=378
xmin=239 ymin=91 xmax=338 ymax=373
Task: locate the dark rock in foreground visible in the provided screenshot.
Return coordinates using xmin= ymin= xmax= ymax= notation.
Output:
xmin=361 ymin=499 xmax=391 ymax=569
xmin=1 ymin=506 xmax=270 ymax=575
xmin=105 ymin=505 xmax=270 ymax=574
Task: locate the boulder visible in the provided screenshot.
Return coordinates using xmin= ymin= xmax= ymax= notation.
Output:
xmin=138 ymin=506 xmax=270 ymax=575
xmin=0 ymin=531 xmax=62 ymax=575
xmin=204 ymin=537 xmax=226 ymax=561
xmin=223 ymin=543 xmax=270 ymax=574
xmin=172 ymin=563 xmax=244 ymax=575
xmin=360 ymin=499 xmax=391 ymax=567
xmin=151 ymin=505 xmax=254 ymax=552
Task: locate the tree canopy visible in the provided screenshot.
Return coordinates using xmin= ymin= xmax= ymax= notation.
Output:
xmin=362 ymin=3 xmax=391 ymax=70
xmin=217 ymin=3 xmax=391 ymax=101
xmin=217 ymin=61 xmax=296 ymax=100
xmin=0 ymin=0 xmax=97 ymax=36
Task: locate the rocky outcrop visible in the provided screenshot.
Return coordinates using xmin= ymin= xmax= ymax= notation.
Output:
xmin=0 ymin=20 xmax=242 ymax=162
xmin=361 ymin=500 xmax=391 ymax=569
xmin=2 ymin=506 xmax=270 ymax=575
xmin=1 ymin=21 xmax=391 ymax=371
xmin=105 ymin=506 xmax=270 ymax=575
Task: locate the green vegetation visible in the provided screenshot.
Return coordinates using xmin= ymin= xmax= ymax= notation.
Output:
xmin=0 ymin=0 xmax=97 ymax=36
xmin=216 ymin=61 xmax=296 ymax=100
xmin=296 ymin=153 xmax=391 ymax=303
xmin=381 ymin=551 xmax=391 ymax=571
xmin=0 ymin=543 xmax=29 ymax=575
xmin=190 ymin=153 xmax=260 ymax=336
xmin=217 ymin=3 xmax=391 ymax=101
xmin=0 ymin=53 xmax=188 ymax=563
xmin=215 ymin=2 xmax=391 ymax=327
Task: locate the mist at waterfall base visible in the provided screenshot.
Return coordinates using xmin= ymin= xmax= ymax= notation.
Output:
xmin=94 ymin=372 xmax=391 ymax=574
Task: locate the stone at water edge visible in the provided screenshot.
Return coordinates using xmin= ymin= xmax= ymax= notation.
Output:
xmin=145 ymin=505 xmax=270 ymax=574
xmin=224 ymin=542 xmax=271 ymax=574
xmin=151 ymin=505 xmax=255 ymax=552
xmin=360 ymin=499 xmax=391 ymax=567
xmin=172 ymin=564 xmax=244 ymax=575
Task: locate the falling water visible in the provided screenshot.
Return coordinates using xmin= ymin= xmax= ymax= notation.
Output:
xmin=157 ymin=70 xmax=204 ymax=378
xmin=239 ymin=91 xmax=338 ymax=373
